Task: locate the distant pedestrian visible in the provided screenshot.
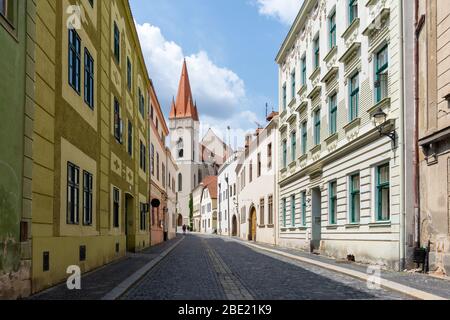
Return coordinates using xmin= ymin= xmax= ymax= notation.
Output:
xmin=182 ymin=224 xmax=186 ymax=235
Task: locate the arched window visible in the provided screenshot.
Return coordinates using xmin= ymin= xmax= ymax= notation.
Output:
xmin=178 ymin=173 xmax=182 ymax=192
xmin=198 ymin=169 xmax=202 ymax=184
xmin=177 ymin=138 xmax=184 ymax=159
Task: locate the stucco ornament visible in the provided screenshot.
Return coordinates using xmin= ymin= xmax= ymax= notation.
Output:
xmin=66 ymin=2 xmax=88 ymax=30
xmin=367 ymin=1 xmax=389 ymax=34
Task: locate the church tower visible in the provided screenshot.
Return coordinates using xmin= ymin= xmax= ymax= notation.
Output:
xmin=169 ymin=60 xmax=201 ymax=228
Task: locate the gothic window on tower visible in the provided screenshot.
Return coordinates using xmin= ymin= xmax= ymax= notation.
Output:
xmin=177 ymin=138 xmax=184 ymax=158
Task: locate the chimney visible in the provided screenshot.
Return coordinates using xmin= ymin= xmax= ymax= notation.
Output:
xmin=245 ymin=134 xmax=252 ymax=149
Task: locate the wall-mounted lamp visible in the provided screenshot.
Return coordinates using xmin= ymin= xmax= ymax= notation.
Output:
xmin=373 ymin=107 xmax=396 ymax=144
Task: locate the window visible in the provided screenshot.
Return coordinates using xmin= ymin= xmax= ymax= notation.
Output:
xmin=83 ymin=171 xmax=93 ymax=225
xmin=376 ymin=164 xmax=390 ymax=221
xmin=301 ymin=56 xmax=307 ymax=86
xmin=313 ymin=36 xmax=320 ymax=69
xmin=68 ymin=29 xmax=81 ymax=94
xmin=282 ymin=139 xmax=287 ymax=168
xmin=291 ymin=70 xmax=296 ymax=100
xmin=282 ymin=198 xmax=287 ymax=227
xmin=301 ymin=121 xmax=307 ymax=155
xmin=162 ymin=164 xmax=166 ymax=188
xmin=349 ymin=0 xmax=358 ymax=24
xmin=127 ymin=57 xmax=132 ymax=91
xmin=84 ymin=49 xmax=94 ymax=108
xmin=0 ymin=0 xmax=14 ymax=25
xmin=260 ymin=198 xmax=265 ymax=225
xmin=178 ymin=173 xmax=182 ymax=192
xmin=114 ymin=98 xmax=122 ymax=143
xmin=314 ymin=109 xmax=321 ymax=145
xmin=88 ymin=0 xmax=94 ymax=7
xmin=291 ymin=194 xmax=296 ymax=227
xmin=375 ymin=45 xmax=389 ymax=103
xmin=329 ymin=181 xmax=337 ymax=225
xmin=268 ymin=195 xmax=273 ymax=225
xmin=140 ymin=203 xmax=146 ymax=231
xmin=177 ymin=138 xmax=184 ymax=159
xmin=329 ymin=94 xmax=337 ymax=135
xmin=350 ymin=174 xmax=360 ymax=223
xmin=349 ymin=73 xmax=359 ymax=121
xmin=67 ymin=162 xmax=80 ymax=225
xmin=113 ymin=187 xmax=119 ymax=228
xmin=114 ymin=22 xmax=120 ymax=63
xmin=282 ymin=84 xmax=287 ymax=110
xmin=249 ymin=161 xmax=253 ymax=183
xmin=301 ymin=191 xmax=307 ymax=226
xmin=150 ymin=144 xmax=155 ymax=175
xmin=156 ymin=153 xmax=160 ymax=181
xmin=139 ymin=88 xmax=145 ymax=118
xmin=267 ymin=143 xmax=272 ymax=169
xmin=140 ymin=141 xmax=146 ymax=172
xmin=257 ymin=153 xmax=261 ymax=177
xmin=290 ymin=131 xmax=296 ymax=162
xmin=127 ymin=121 xmax=133 ymax=156
xmin=329 ymin=11 xmax=336 ymax=49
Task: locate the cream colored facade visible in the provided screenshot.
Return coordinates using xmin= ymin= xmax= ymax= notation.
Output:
xmin=417 ymin=0 xmax=450 ymax=274
xmin=236 ymin=116 xmax=279 ymax=245
xmin=31 ymin=0 xmax=151 ymax=293
xmin=165 ymin=148 xmax=179 ymax=240
xmin=276 ymin=0 xmax=414 ymax=270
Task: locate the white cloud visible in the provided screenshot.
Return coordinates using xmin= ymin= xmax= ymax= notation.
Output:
xmin=135 ymin=22 xmax=246 ymax=120
xmin=256 ymin=0 xmax=303 ymax=25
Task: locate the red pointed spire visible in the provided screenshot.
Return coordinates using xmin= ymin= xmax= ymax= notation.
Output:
xmin=169 ymin=59 xmax=199 ymax=121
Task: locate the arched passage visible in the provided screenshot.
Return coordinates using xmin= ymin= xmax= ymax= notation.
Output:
xmin=177 ymin=214 xmax=183 ymax=227
xmin=249 ymin=206 xmax=257 ymax=241
xmin=232 ymin=215 xmax=237 ymax=237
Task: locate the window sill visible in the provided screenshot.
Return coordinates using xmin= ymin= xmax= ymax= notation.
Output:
xmin=266 ymin=224 xmax=275 ymax=228
xmin=343 ymin=117 xmax=361 ymax=133
xmin=326 ymin=224 xmax=339 ymax=230
xmin=369 ymin=221 xmax=391 ymax=228
xmin=345 ymin=223 xmax=360 ymax=229
xmin=341 ymin=18 xmax=360 ymax=41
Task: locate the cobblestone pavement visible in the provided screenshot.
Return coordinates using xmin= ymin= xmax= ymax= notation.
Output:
xmin=29 ymin=236 xmax=181 ymax=300
xmin=122 ymin=234 xmax=411 ymax=300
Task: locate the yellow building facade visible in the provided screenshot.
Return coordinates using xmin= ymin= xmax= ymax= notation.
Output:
xmin=32 ymin=0 xmax=151 ymax=293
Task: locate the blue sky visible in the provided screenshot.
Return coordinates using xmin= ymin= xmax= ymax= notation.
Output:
xmin=130 ymin=0 xmax=303 ymax=146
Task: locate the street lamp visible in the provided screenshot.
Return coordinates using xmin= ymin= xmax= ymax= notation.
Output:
xmin=372 ymin=107 xmax=396 ymax=143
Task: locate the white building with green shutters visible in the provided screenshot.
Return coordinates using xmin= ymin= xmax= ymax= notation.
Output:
xmin=275 ymin=0 xmax=415 ymax=270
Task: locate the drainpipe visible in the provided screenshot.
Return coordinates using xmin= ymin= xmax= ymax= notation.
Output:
xmin=218 ymin=182 xmax=221 ymax=235
xmin=414 ymin=0 xmax=425 ymax=250
xmin=399 ymin=0 xmax=406 ymax=271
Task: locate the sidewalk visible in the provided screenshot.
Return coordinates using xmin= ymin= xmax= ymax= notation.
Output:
xmin=28 ymin=235 xmax=183 ymax=300
xmin=225 ymin=236 xmax=450 ymax=300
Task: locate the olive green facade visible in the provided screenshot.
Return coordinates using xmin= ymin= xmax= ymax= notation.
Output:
xmin=0 ymin=0 xmax=36 ymax=299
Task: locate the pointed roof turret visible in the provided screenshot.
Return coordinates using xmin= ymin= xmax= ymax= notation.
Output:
xmin=169 ymin=59 xmax=199 ymax=121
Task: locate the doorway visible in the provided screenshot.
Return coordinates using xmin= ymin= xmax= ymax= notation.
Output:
xmin=232 ymin=215 xmax=237 ymax=236
xmin=125 ymin=194 xmax=134 ymax=252
xmin=311 ymin=187 xmax=322 ymax=252
xmin=249 ymin=207 xmax=257 ymax=241
xmin=177 ymin=214 xmax=183 ymax=227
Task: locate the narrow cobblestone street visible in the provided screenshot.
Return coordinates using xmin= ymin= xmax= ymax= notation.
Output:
xmin=121 ymin=234 xmax=411 ymax=300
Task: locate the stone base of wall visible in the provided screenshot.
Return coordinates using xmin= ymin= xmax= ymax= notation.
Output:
xmin=429 ymin=252 xmax=450 ymax=276
xmin=0 ymin=260 xmax=31 ymax=299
